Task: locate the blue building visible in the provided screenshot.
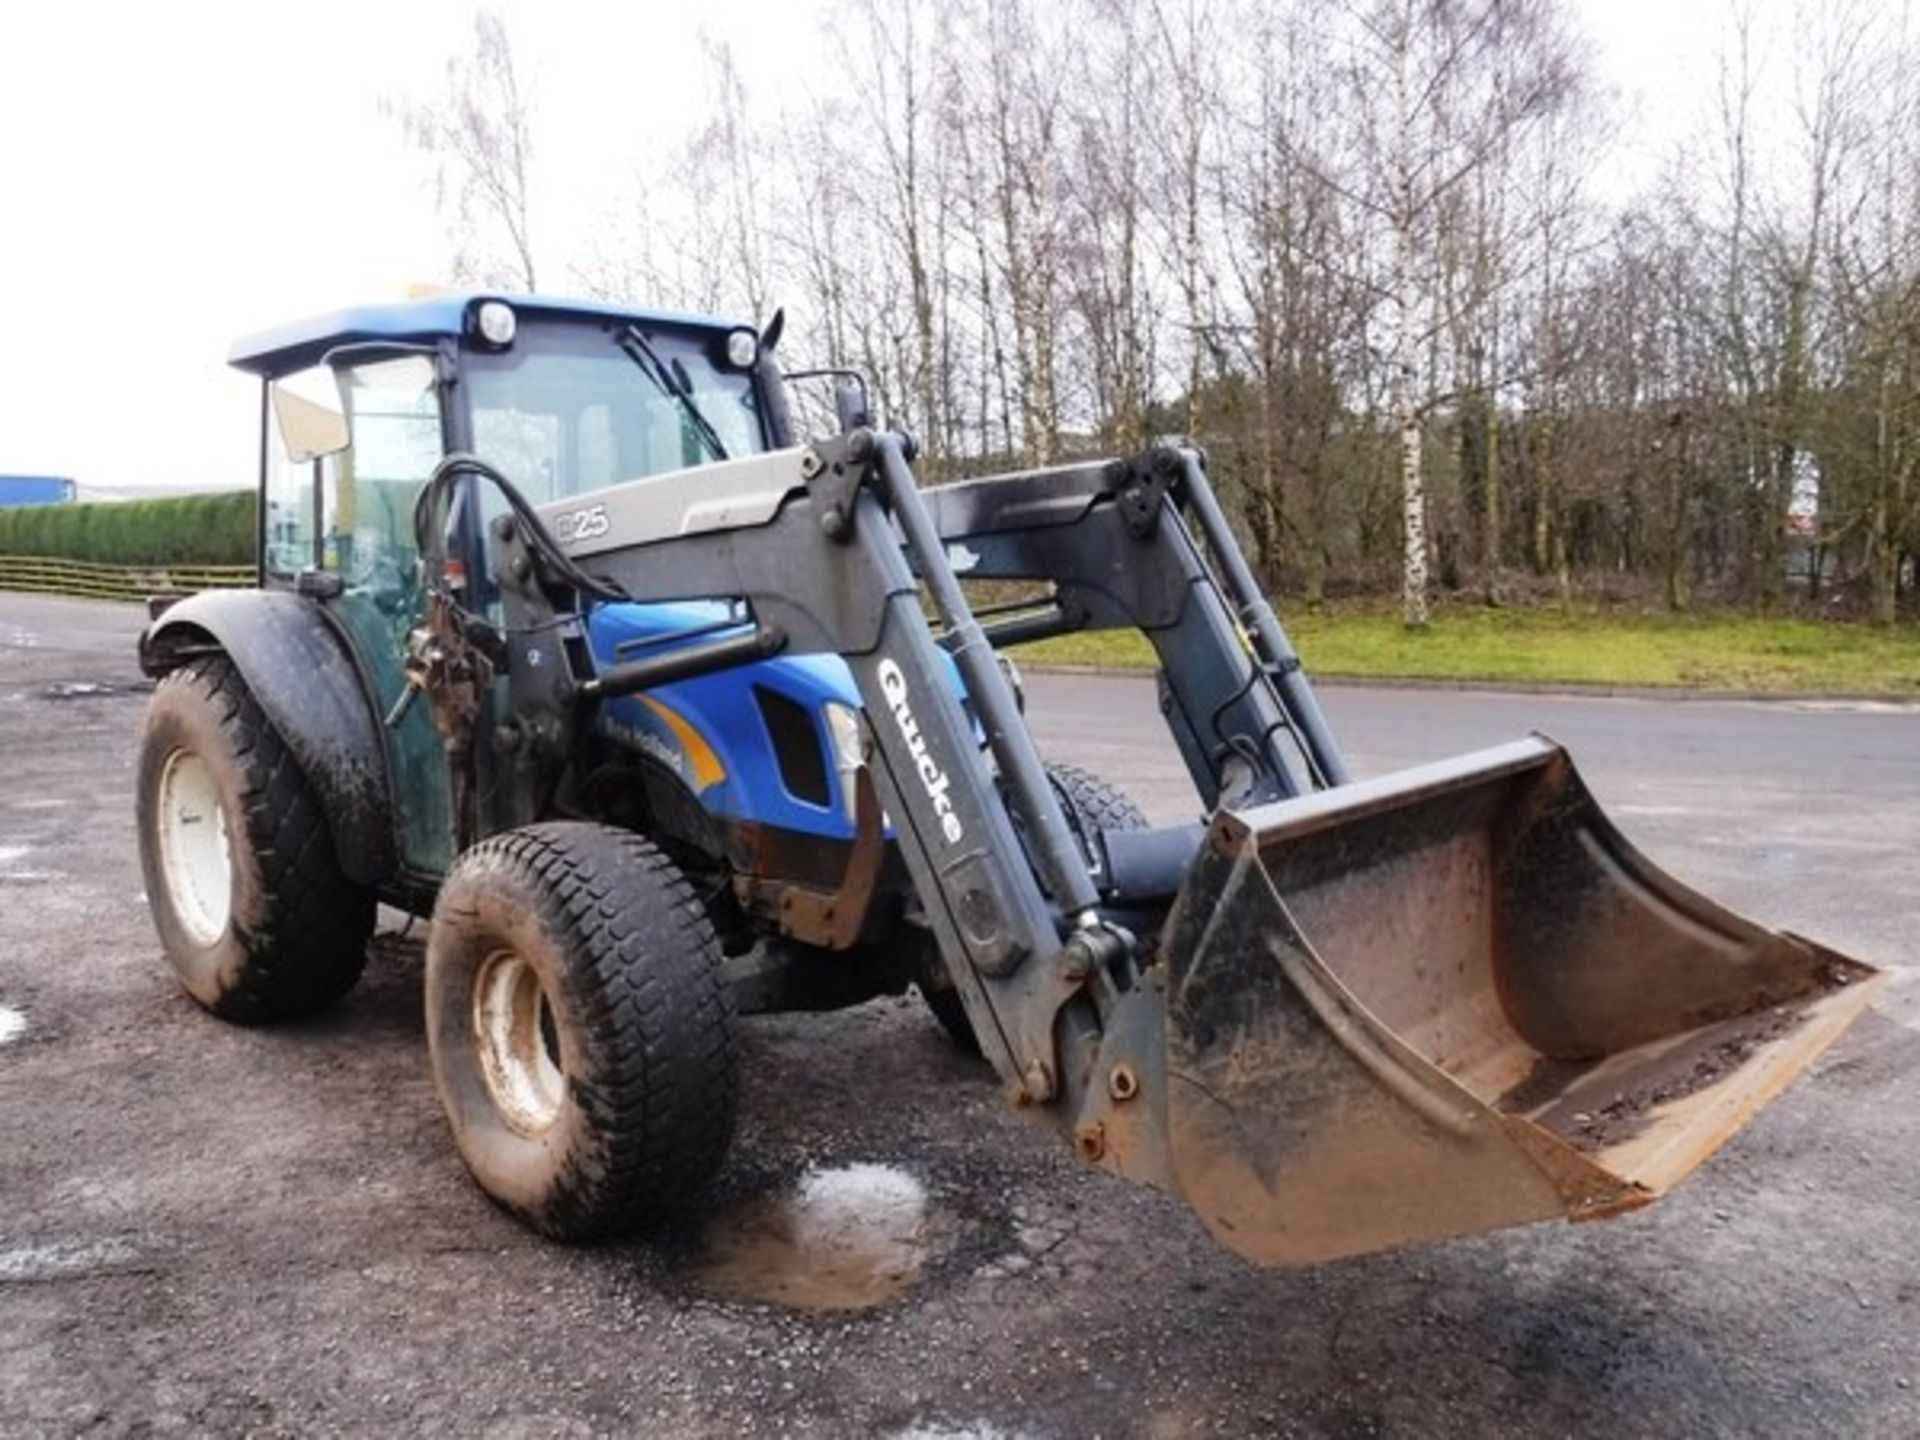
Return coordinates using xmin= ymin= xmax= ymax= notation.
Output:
xmin=0 ymin=475 xmax=75 ymax=507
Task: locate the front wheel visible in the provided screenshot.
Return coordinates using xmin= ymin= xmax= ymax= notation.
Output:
xmin=425 ymin=822 xmax=739 ymax=1240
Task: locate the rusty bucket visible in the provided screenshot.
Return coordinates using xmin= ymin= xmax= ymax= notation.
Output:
xmin=1155 ymin=736 xmax=1880 ymax=1267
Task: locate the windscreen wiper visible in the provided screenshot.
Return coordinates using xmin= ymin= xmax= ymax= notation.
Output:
xmin=617 ymin=325 xmax=730 ymax=463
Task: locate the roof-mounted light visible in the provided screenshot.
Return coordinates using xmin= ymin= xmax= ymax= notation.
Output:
xmin=725 ymin=327 xmax=759 ymax=370
xmin=474 ymin=300 xmax=517 ymax=347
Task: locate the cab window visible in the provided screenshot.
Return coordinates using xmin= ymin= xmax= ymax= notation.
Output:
xmin=462 ymin=320 xmax=766 ymax=505
xmin=264 ymin=354 xmax=442 ymax=610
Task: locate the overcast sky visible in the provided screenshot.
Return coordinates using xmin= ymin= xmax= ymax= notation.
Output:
xmin=0 ymin=0 xmax=1759 ymax=494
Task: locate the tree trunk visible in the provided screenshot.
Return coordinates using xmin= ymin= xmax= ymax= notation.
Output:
xmin=1399 ymin=390 xmax=1428 ymax=624
xmin=1393 ymin=18 xmax=1428 ymax=628
xmin=1482 ymin=396 xmax=1502 ymax=601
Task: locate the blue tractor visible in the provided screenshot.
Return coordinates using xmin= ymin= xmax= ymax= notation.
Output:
xmin=135 ymin=294 xmax=1880 ymax=1266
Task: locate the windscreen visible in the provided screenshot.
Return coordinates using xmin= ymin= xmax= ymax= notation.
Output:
xmin=462 ymin=317 xmax=767 ymax=504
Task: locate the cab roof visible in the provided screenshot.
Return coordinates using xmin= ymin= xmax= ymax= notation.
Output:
xmin=227 ymin=293 xmax=740 ymax=378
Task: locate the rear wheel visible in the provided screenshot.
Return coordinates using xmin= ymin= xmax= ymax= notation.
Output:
xmin=135 ymin=657 xmax=374 ymax=1022
xmin=426 ymin=822 xmax=738 ymax=1240
xmin=918 ymin=762 xmax=1148 ymax=1051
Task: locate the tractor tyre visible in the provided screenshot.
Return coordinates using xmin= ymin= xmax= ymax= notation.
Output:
xmin=919 ymin=762 xmax=1148 ymax=1052
xmin=1044 ymin=761 xmax=1151 ymax=838
xmin=135 ymin=656 xmax=375 ymax=1023
xmin=915 ymin=931 xmax=982 ymax=1057
xmin=425 ymin=822 xmax=738 ymax=1241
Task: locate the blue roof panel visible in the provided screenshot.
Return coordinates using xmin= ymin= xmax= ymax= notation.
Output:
xmin=228 ymin=293 xmax=742 ymax=377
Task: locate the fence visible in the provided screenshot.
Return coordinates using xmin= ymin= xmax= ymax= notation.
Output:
xmin=0 ymin=554 xmax=254 ymax=602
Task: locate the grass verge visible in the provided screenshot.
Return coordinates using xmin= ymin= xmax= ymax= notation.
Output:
xmin=1017 ymin=605 xmax=1920 ymax=696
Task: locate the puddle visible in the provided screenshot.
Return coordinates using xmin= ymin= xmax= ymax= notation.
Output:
xmin=0 ymin=844 xmax=60 ymax=884
xmin=0 ymin=1236 xmax=142 ymax=1283
xmin=690 ymin=1163 xmax=938 ymax=1312
xmin=0 ymin=1006 xmax=24 ymax=1046
xmin=42 ymin=681 xmax=119 ymax=700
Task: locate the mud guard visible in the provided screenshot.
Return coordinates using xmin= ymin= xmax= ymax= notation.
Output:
xmin=139 ymin=589 xmax=395 ymax=887
xmin=1083 ymin=736 xmax=1881 ymax=1267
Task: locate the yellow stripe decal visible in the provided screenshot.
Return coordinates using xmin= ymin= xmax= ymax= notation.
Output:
xmin=637 ymin=696 xmax=727 ymax=792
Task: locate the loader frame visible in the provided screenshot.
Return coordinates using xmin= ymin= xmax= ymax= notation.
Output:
xmin=473 ymin=424 xmax=1880 ymax=1264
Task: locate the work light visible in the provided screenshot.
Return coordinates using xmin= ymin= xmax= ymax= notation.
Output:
xmin=474 ymin=300 xmax=517 ymax=347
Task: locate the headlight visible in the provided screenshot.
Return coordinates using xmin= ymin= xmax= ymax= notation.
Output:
xmin=823 ymin=702 xmax=866 ymax=823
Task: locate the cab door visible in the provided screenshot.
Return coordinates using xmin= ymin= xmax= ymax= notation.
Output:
xmin=265 ymin=353 xmax=456 ymax=882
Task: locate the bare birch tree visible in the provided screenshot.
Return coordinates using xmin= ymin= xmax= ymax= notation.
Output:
xmin=394 ymin=10 xmax=539 ymax=292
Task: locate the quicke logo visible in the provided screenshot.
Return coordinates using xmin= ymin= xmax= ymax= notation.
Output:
xmin=876 ymin=659 xmax=964 ymax=845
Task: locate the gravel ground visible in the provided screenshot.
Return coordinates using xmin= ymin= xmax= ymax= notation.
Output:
xmin=1 ymin=594 xmax=1916 ymax=1438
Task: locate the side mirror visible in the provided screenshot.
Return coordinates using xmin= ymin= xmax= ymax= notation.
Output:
xmin=270 ymin=364 xmax=350 ymax=463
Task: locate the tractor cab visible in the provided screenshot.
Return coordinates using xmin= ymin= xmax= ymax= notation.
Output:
xmin=230 ymin=294 xmax=778 ymax=605
xmin=226 ymin=295 xmax=791 ymax=877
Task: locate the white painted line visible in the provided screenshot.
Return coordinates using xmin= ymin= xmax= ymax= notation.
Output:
xmin=0 ymin=1006 xmax=24 ymax=1046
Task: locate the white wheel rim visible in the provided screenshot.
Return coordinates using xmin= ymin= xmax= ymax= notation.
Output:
xmin=156 ymin=748 xmax=233 ymax=947
xmin=473 ymin=949 xmax=566 ymax=1135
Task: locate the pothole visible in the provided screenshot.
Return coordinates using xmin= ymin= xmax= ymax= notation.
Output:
xmin=689 ymin=1162 xmax=942 ymax=1312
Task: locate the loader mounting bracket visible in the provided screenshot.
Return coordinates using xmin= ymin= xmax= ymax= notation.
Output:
xmin=800 ymin=431 xmax=879 ymax=543
xmin=1103 ymin=446 xmax=1185 ymax=539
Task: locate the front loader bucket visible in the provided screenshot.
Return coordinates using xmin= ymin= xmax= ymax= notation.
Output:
xmin=1156 ymin=736 xmax=1880 ymax=1267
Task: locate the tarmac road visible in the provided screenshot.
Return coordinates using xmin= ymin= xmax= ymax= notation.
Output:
xmin=1 ymin=592 xmax=1916 ymax=1438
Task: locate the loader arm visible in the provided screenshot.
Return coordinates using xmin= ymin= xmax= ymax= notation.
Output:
xmin=918 ymin=446 xmax=1348 ymax=804
xmin=477 ymin=428 xmax=1881 ymax=1268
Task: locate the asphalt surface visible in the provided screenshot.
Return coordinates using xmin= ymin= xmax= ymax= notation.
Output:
xmin=2 ymin=592 xmax=1916 ymax=1438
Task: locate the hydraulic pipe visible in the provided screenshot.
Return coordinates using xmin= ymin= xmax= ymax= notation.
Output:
xmin=581 ymin=625 xmax=787 ymax=700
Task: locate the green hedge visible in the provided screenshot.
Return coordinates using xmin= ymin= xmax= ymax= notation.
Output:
xmin=0 ymin=491 xmax=255 ymax=566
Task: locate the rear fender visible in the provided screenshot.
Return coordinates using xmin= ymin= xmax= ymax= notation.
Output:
xmin=139 ymin=589 xmax=395 ymax=886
